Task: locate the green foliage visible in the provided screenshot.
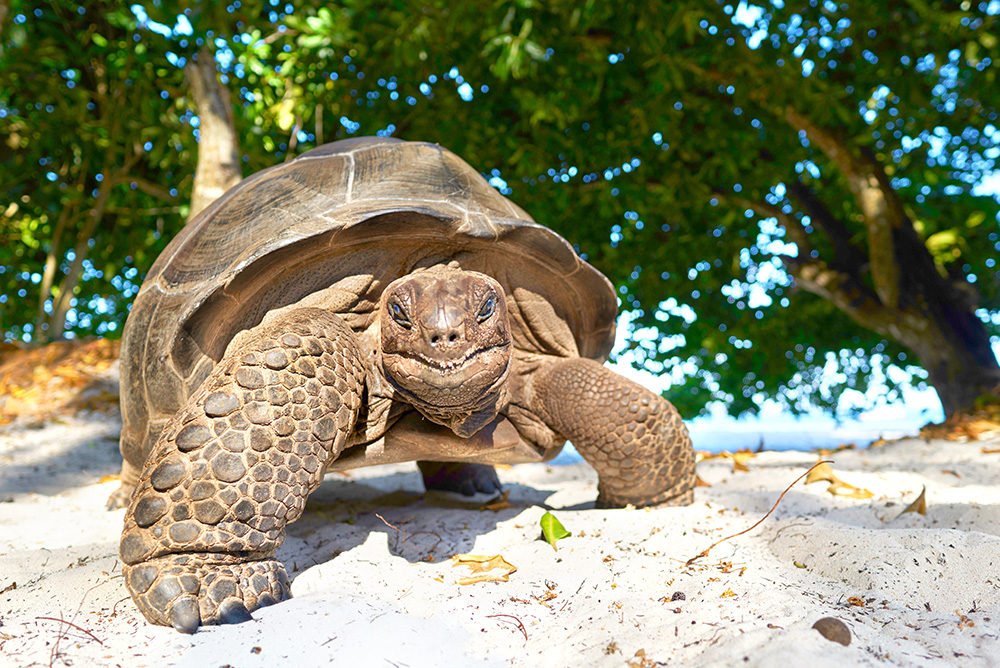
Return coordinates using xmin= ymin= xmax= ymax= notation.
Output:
xmin=1 ymin=0 xmax=188 ymax=340
xmin=2 ymin=1 xmax=998 ymax=416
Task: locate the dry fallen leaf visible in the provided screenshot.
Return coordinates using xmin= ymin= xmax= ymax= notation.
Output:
xmin=451 ymin=554 xmax=517 ymax=585
xmin=898 ymin=486 xmax=927 ymax=517
xmin=921 ymin=405 xmax=1000 ymax=442
xmin=697 ymin=450 xmax=756 ymax=473
xmin=827 ymin=480 xmax=874 ymax=499
xmin=628 ymin=649 xmax=657 ymax=668
xmin=806 ymin=462 xmax=874 ymax=499
xmin=805 ymin=462 xmax=837 ymax=484
xmin=481 ymin=491 xmax=514 ymax=511
xmin=0 ymin=338 xmax=120 ymax=423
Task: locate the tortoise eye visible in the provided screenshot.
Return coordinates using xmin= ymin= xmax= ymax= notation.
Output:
xmin=390 ymin=302 xmax=411 ymax=328
xmin=477 ymin=295 xmax=496 ymax=322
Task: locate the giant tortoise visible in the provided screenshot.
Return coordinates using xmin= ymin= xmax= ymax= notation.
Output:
xmin=113 ymin=137 xmax=695 ymax=633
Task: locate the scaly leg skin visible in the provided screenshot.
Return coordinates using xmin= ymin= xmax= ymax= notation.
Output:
xmin=119 ymin=309 xmax=366 ymax=633
xmin=532 ymin=358 xmax=695 ymax=508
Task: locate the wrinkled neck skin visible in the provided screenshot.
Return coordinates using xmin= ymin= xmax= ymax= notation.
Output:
xmin=376 ymin=264 xmax=513 ymax=438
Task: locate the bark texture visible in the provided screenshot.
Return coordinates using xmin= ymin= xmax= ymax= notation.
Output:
xmin=184 ymin=49 xmax=241 ymax=221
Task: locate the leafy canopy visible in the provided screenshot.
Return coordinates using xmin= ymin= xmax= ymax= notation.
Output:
xmin=2 ymin=0 xmax=999 ymax=418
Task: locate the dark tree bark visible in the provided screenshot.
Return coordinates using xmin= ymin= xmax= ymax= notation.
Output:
xmin=690 ymin=60 xmax=1000 ymax=415
xmin=184 ymin=49 xmax=241 ymax=221
xmin=771 ymin=113 xmax=1000 ymax=416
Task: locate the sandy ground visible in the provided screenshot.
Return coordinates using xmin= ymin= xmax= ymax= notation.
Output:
xmin=1 ymin=409 xmax=999 ymax=668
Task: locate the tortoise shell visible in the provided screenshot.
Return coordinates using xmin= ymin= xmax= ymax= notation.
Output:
xmin=120 ymin=137 xmax=618 ymax=467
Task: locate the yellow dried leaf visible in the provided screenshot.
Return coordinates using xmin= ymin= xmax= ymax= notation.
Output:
xmin=828 ymin=480 xmax=874 ymax=499
xmin=720 ymin=589 xmax=736 ymax=598
xmin=899 ymin=486 xmax=927 ymax=516
xmin=805 ymin=462 xmax=836 ymax=484
xmin=731 ymin=451 xmax=755 ymax=472
xmin=807 ymin=462 xmax=873 ymax=499
xmin=451 ymin=554 xmax=517 ymax=585
xmin=697 ymin=450 xmax=755 ymax=472
xmin=481 ymin=491 xmax=514 ymax=511
xmin=628 ymin=649 xmax=657 ymax=668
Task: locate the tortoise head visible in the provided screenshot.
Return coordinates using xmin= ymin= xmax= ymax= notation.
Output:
xmin=378 ymin=265 xmax=512 ymax=435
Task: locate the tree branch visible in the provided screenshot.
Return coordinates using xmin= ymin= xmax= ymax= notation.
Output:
xmin=781 ymin=108 xmax=903 ymax=307
xmin=128 ymin=176 xmax=179 ymax=202
xmin=784 ymin=180 xmax=868 ymax=274
xmin=685 ymin=60 xmax=910 ymax=308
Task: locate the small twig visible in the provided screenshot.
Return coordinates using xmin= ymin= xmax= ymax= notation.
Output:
xmin=375 ymin=513 xmax=406 ymax=538
xmin=375 ymin=512 xmax=412 ymax=552
xmin=402 ymin=530 xmax=443 ymax=552
xmin=685 ymin=461 xmax=832 ymax=567
xmin=487 ymin=614 xmax=528 ymax=641
xmin=111 ymin=596 xmax=131 ymax=616
xmin=45 ymin=578 xmax=108 ymax=665
xmin=36 ymin=617 xmax=104 ymax=646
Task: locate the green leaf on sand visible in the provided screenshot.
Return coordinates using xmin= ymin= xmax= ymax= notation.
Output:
xmin=540 ymin=512 xmax=571 ymax=551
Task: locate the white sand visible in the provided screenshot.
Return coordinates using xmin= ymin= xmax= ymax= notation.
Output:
xmin=1 ymin=412 xmax=999 ymax=668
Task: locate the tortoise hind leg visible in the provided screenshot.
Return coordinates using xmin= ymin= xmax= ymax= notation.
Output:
xmin=119 ymin=308 xmax=366 ymax=632
xmin=417 ymin=461 xmax=502 ymax=497
xmin=106 ymin=457 xmax=142 ymax=510
xmin=531 ymin=358 xmax=695 ymax=508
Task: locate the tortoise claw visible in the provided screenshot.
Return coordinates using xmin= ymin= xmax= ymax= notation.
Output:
xmin=124 ymin=556 xmax=290 ymax=632
xmin=168 ymin=597 xmax=201 ymax=634
xmin=217 ymin=599 xmax=254 ymax=625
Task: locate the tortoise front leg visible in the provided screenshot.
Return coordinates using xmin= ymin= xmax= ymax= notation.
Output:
xmin=531 ymin=358 xmax=695 ymax=508
xmin=119 ymin=309 xmax=365 ymax=633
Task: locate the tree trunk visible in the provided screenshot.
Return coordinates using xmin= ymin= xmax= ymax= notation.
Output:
xmin=184 ymin=48 xmax=241 ymax=221
xmin=906 ymin=314 xmax=1000 ymax=416
xmin=689 ymin=62 xmax=1000 ymax=416
xmin=35 ymin=207 xmax=68 ymax=338
xmin=0 ymin=0 xmax=9 ymax=39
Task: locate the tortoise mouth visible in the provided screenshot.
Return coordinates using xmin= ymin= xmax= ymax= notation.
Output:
xmin=405 ymin=343 xmax=510 ymax=372
xmin=381 ymin=343 xmax=512 ymax=409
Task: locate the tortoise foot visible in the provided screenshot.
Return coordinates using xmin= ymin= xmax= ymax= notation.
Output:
xmin=124 ymin=554 xmax=290 ymax=633
xmin=106 ymin=484 xmax=135 ymax=510
xmin=106 ymin=459 xmax=142 ymax=510
xmin=595 ymin=483 xmax=694 ymax=509
xmin=417 ymin=461 xmax=502 ymax=497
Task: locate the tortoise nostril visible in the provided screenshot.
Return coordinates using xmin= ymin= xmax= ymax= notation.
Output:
xmin=448 ymin=333 xmax=458 ymax=343
xmin=430 ymin=335 xmax=440 ymax=344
